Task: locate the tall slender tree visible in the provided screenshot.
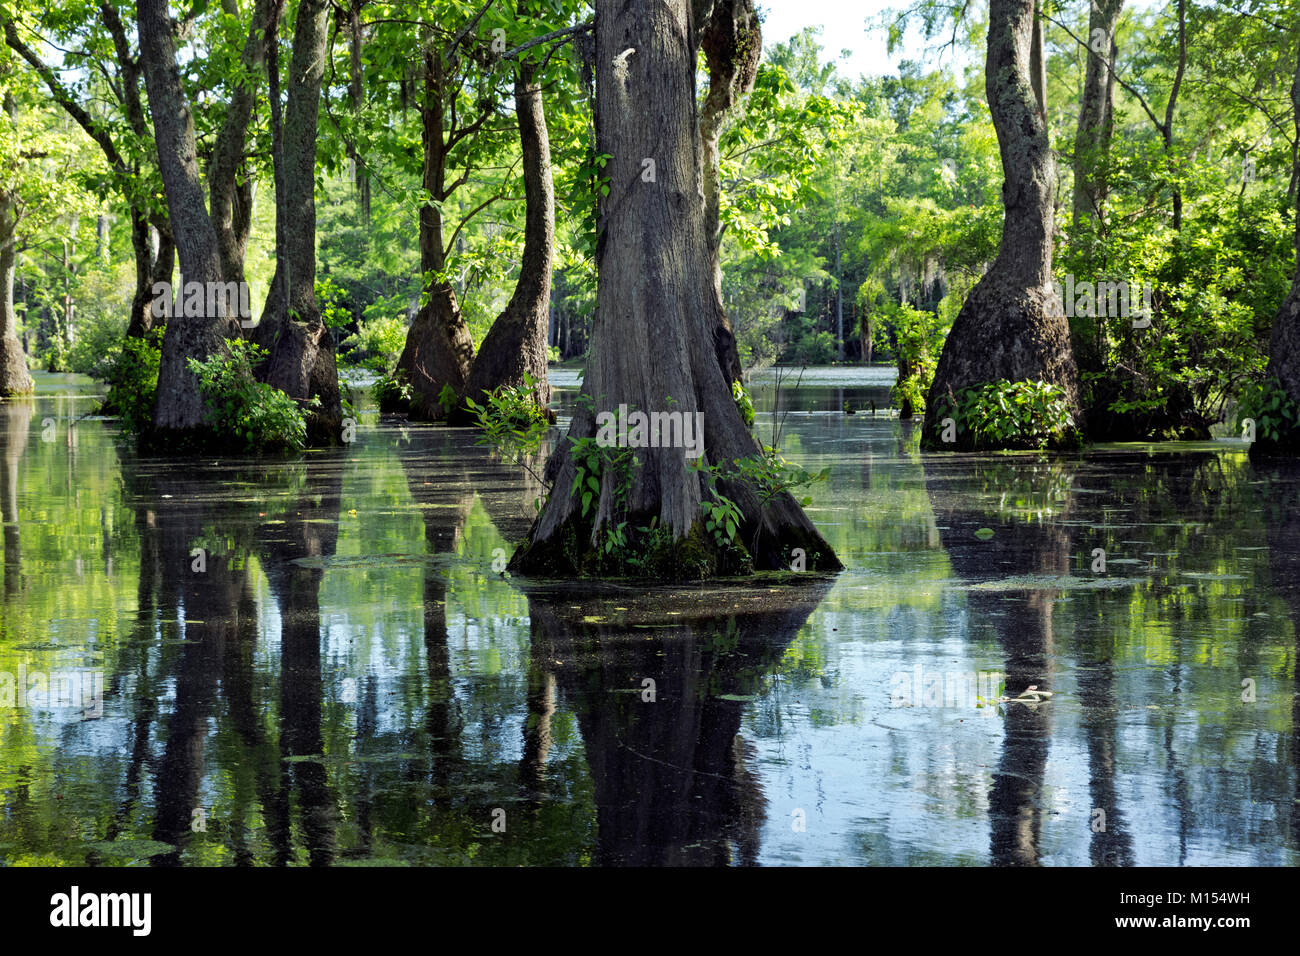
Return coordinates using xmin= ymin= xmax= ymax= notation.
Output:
xmin=253 ymin=0 xmax=343 ymax=441
xmin=391 ymin=8 xmax=501 ymax=421
xmin=699 ymin=0 xmax=761 ymax=385
xmin=0 ymin=213 xmax=29 ymax=394
xmin=0 ymin=131 xmax=33 ymax=394
xmin=1072 ymin=0 xmax=1124 ymax=233
xmin=209 ymin=0 xmax=278 ymax=285
xmin=456 ymin=4 xmax=561 ymax=419
xmin=923 ymin=0 xmax=1083 ymax=447
xmin=136 ymin=0 xmax=239 ymax=433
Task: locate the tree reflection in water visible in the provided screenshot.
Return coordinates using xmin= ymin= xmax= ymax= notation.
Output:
xmin=524 ymin=580 xmax=832 ymax=865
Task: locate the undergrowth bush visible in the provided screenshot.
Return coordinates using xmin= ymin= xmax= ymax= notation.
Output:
xmin=186 ymin=339 xmax=311 ymax=451
xmin=936 ymin=379 xmax=1079 ymax=450
xmin=1237 ymin=376 xmax=1300 ymax=448
xmin=105 ymin=331 xmax=162 ymax=437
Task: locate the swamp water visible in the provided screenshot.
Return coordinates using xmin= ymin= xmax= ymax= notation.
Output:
xmin=0 ymin=368 xmax=1296 ymax=866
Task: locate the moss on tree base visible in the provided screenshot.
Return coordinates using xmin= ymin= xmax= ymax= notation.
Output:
xmin=508 ymin=508 xmax=841 ymax=581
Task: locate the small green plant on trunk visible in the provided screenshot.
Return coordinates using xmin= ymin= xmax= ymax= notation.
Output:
xmin=732 ymin=379 xmax=755 ymax=427
xmin=696 ymin=448 xmax=829 ymax=559
xmin=186 ymin=339 xmax=312 ymax=452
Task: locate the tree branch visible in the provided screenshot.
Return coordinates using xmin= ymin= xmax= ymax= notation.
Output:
xmin=1043 ymin=11 xmax=1165 ymax=136
xmin=445 ymin=0 xmax=495 ymax=59
xmin=0 ymin=16 xmax=127 ymax=174
xmin=1163 ymin=0 xmax=1187 ymax=148
xmin=502 ymin=20 xmax=593 ymax=60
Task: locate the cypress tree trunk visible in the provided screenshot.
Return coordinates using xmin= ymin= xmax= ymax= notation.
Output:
xmin=698 ymin=0 xmax=760 ymax=385
xmin=347 ymin=0 xmax=371 ymax=222
xmin=253 ymin=0 xmax=343 ymax=443
xmin=1256 ymin=46 xmax=1300 ymax=457
xmin=0 ymin=188 xmax=33 ymax=396
xmin=392 ymin=45 xmax=476 ymax=421
xmin=125 ymin=218 xmax=176 ymax=339
xmin=923 ymin=0 xmax=1083 ymax=447
xmin=1072 ymin=0 xmax=1122 ymax=232
xmin=137 ymin=0 xmax=238 ymax=434
xmin=1068 ymin=0 xmax=1123 ymax=393
xmin=456 ymin=59 xmax=554 ymax=419
xmin=512 ymin=0 xmax=839 ymax=575
xmin=210 ymin=0 xmax=278 ymax=285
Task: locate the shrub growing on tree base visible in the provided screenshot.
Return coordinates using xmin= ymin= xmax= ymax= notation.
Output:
xmin=934 ymin=380 xmax=1080 ymax=451
xmin=185 ymin=340 xmax=312 ymax=452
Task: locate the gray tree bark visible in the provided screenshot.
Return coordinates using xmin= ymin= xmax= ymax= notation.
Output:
xmin=125 ymin=222 xmax=175 ymax=340
xmin=699 ymin=0 xmax=759 ymax=384
xmin=0 ymin=187 xmax=33 ymax=396
xmin=512 ymin=0 xmax=839 ymax=575
xmin=137 ymin=0 xmax=238 ymax=433
xmin=393 ymin=44 xmax=478 ymax=420
xmin=347 ymin=0 xmax=371 ymax=222
xmin=1068 ymin=0 xmax=1123 ymax=400
xmin=923 ymin=0 xmax=1083 ymax=446
xmin=1257 ymin=44 xmax=1300 ymax=456
xmin=253 ymin=0 xmax=343 ymax=442
xmin=1072 ymin=0 xmax=1123 ymax=231
xmin=210 ymin=0 xmax=279 ymax=284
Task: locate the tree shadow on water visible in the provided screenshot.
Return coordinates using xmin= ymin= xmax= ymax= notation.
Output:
xmin=521 ymin=579 xmax=832 ymax=865
xmin=924 ymin=454 xmax=1135 ymax=866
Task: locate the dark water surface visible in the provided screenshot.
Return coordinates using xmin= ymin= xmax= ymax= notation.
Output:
xmin=1 ymin=368 xmax=1297 ymax=866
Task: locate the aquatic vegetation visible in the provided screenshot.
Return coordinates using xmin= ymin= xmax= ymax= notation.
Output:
xmin=936 ymin=379 xmax=1080 ymax=451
